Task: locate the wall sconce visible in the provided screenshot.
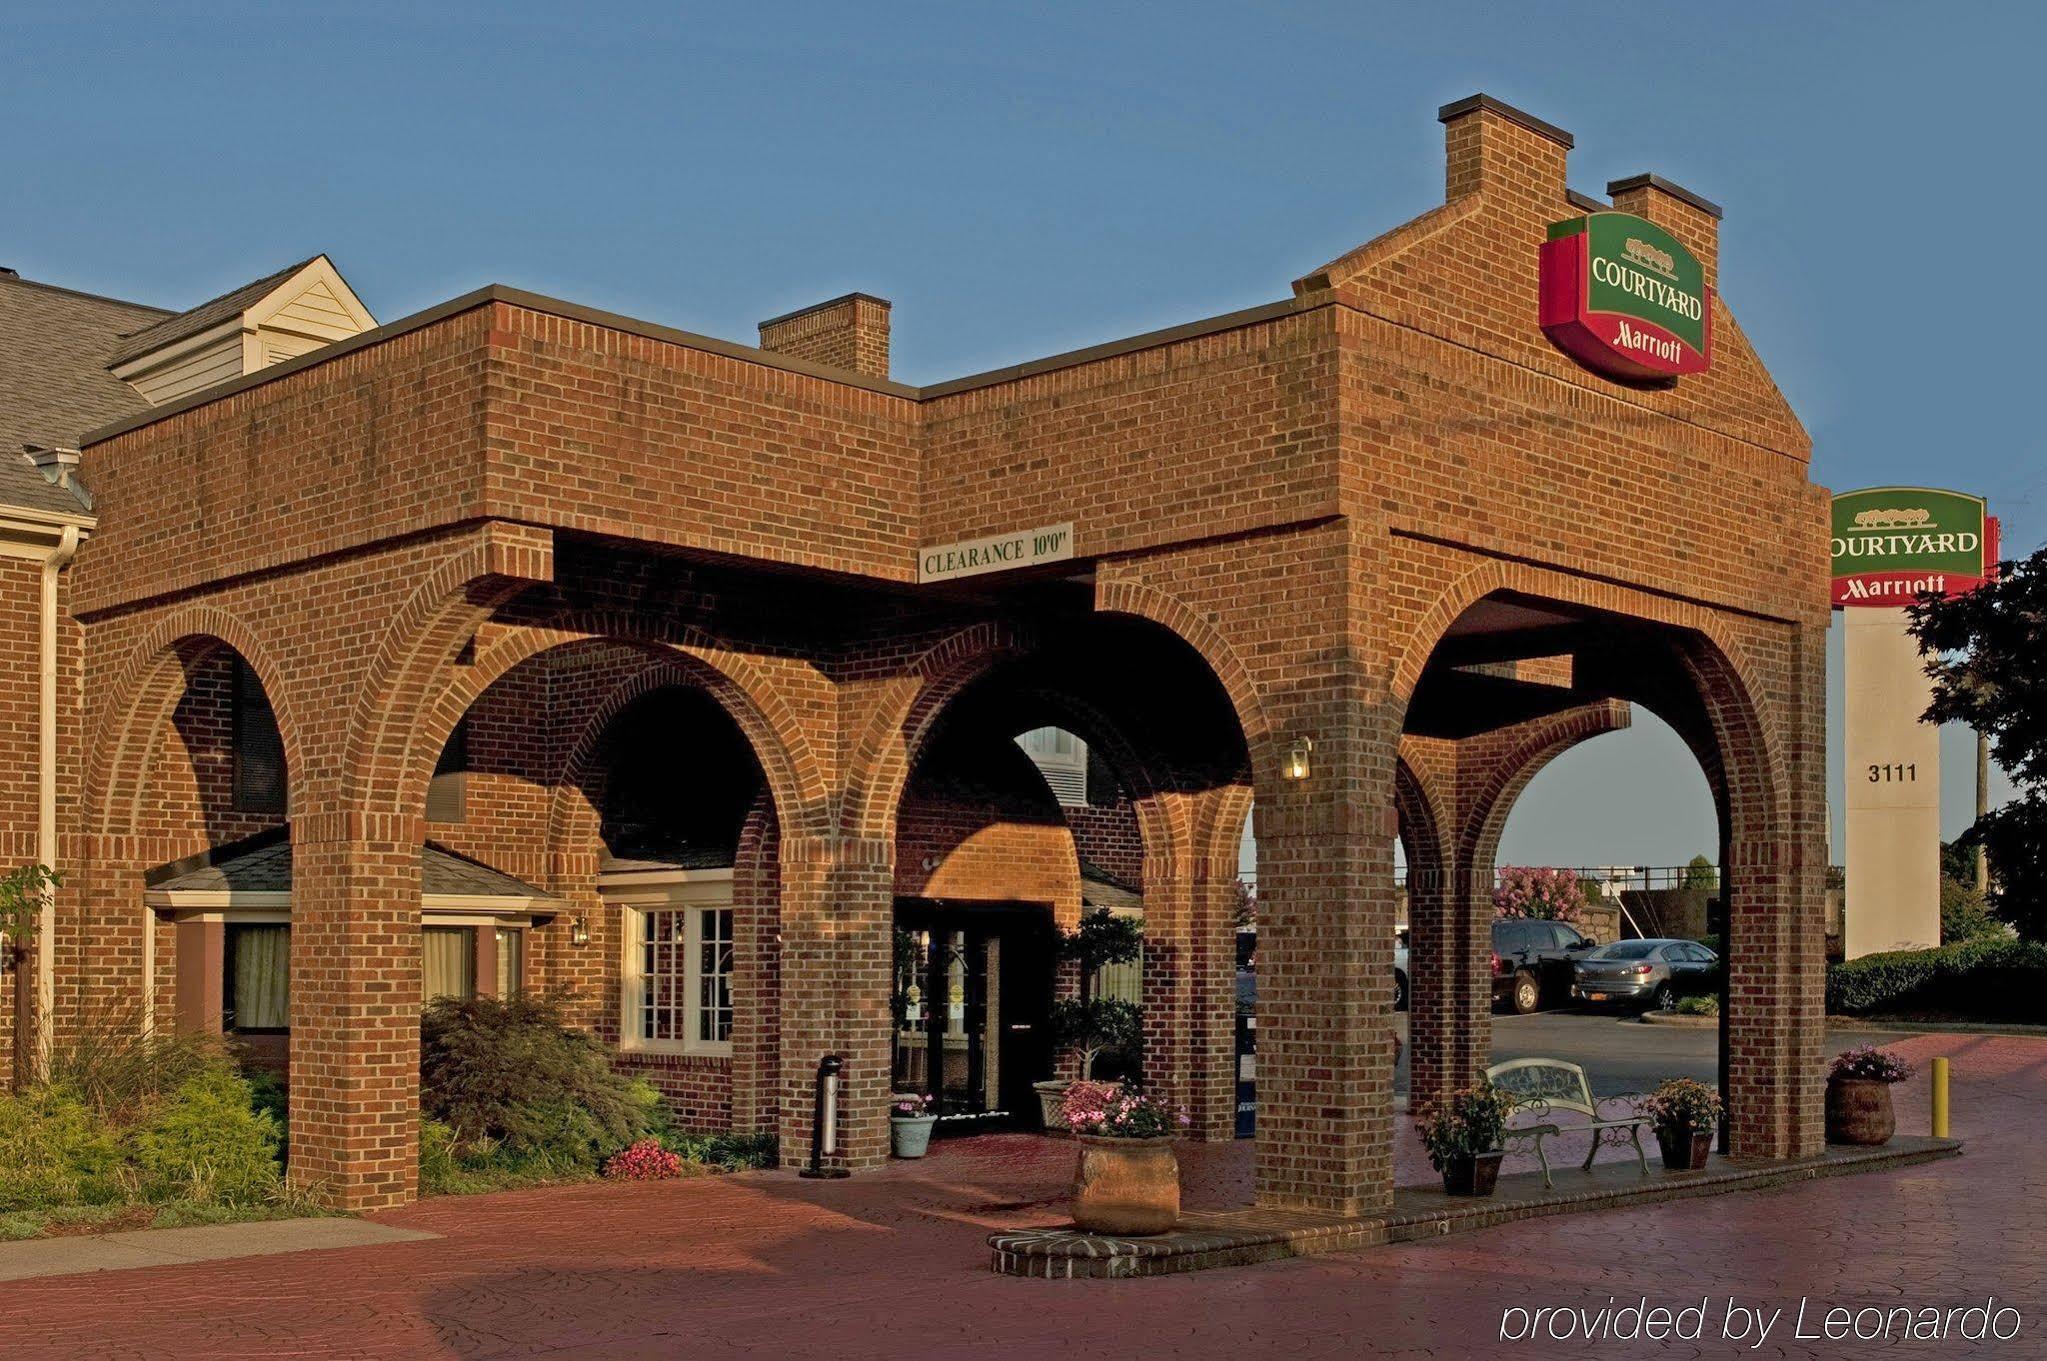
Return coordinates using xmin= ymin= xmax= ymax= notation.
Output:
xmin=569 ymin=915 xmax=591 ymax=947
xmin=1283 ymin=737 xmax=1313 ymax=781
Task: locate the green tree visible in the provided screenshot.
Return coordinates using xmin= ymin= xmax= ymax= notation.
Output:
xmin=1050 ymin=909 xmax=1143 ymax=1079
xmin=1910 ymin=547 xmax=2046 ymax=939
xmin=1682 ymin=855 xmax=1717 ymax=891
xmin=0 ymin=864 xmax=60 ymax=1091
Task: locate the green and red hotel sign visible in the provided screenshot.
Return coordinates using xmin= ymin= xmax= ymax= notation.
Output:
xmin=1831 ymin=487 xmax=1998 ymax=607
xmin=1540 ymin=212 xmax=1712 ymax=379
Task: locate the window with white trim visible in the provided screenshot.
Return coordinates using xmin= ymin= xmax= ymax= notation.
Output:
xmin=624 ymin=902 xmax=733 ymax=1054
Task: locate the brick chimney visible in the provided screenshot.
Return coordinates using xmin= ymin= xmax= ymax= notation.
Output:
xmin=757 ymin=292 xmax=891 ymax=379
xmin=1437 ymin=94 xmax=1572 ymax=203
xmin=1606 ymin=173 xmax=1723 ymax=292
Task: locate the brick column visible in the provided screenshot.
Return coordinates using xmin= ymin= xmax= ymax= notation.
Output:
xmin=1137 ymin=848 xmax=1237 ymax=1139
xmin=776 ymin=834 xmax=893 ymax=1171
xmin=1725 ymin=625 xmax=1827 ymax=1160
xmin=1252 ymin=726 xmax=1398 ymax=1216
xmin=287 ymin=810 xmax=421 ymax=1211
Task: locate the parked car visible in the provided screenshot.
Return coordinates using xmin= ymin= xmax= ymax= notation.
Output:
xmin=1491 ymin=917 xmax=1594 ymax=1014
xmin=1571 ymin=938 xmax=1721 ymax=1011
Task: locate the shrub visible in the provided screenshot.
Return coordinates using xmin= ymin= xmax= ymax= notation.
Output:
xmin=1939 ymin=878 xmax=2002 ymax=944
xmin=419 ymin=1117 xmax=461 ymax=1193
xmin=44 ymin=999 xmax=230 ymax=1122
xmin=604 ymin=1139 xmax=686 ymax=1180
xmin=420 ymin=992 xmax=669 ymax=1170
xmin=1826 ymin=936 xmax=2047 ymax=1018
xmin=1493 ymin=867 xmax=1584 ymax=924
xmin=0 ymin=1088 xmax=125 ymax=1211
xmin=1682 ymin=855 xmax=1718 ymax=891
xmin=1674 ymin=995 xmax=1719 ymax=1017
xmin=127 ymin=1068 xmax=282 ymax=1206
xmin=660 ymin=1130 xmax=778 ymax=1171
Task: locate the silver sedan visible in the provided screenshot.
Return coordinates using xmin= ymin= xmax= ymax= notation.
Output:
xmin=1571 ymin=938 xmax=1720 ymax=1011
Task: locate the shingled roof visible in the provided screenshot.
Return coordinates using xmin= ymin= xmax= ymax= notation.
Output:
xmin=105 ymin=255 xmax=319 ymax=369
xmin=147 ymin=834 xmax=557 ymax=903
xmin=0 ymin=271 xmax=168 ymax=515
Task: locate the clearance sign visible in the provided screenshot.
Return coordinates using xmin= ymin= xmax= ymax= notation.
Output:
xmin=1831 ymin=487 xmax=1998 ymax=607
xmin=1540 ymin=212 xmax=1712 ymax=379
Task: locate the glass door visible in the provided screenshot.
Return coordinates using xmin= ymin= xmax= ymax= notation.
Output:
xmin=891 ymin=901 xmax=1054 ymax=1131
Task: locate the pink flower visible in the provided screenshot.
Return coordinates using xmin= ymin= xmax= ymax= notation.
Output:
xmin=604 ymin=1139 xmax=684 ymax=1180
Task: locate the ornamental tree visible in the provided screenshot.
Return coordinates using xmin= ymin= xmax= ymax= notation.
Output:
xmin=1909 ymin=547 xmax=2047 ymax=940
xmin=1492 ymin=866 xmax=1585 ymax=923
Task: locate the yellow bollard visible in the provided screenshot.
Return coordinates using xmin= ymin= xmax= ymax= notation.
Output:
xmin=1931 ymin=1057 xmax=1950 ymax=1138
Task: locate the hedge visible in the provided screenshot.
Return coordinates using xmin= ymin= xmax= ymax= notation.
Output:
xmin=1826 ymin=935 xmax=2047 ymax=1018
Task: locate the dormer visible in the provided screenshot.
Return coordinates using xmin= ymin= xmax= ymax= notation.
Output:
xmin=106 ymin=255 xmax=374 ymax=406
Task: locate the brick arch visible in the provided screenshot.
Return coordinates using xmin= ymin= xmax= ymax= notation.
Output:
xmin=85 ymin=604 xmax=308 ymax=839
xmin=541 ymin=655 xmax=781 ymax=865
xmin=840 ymin=621 xmax=1032 ymax=843
xmin=1393 ymin=559 xmax=1788 ymax=844
xmin=1094 ymin=577 xmax=1274 ymax=766
xmin=341 ymin=526 xmax=554 ymax=814
xmin=403 ymin=617 xmax=827 ymax=843
xmin=1393 ymin=754 xmax=1448 ymax=887
xmin=1459 ymin=701 xmax=1635 ymax=874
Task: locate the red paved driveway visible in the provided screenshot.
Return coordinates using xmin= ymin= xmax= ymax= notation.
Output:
xmin=4 ymin=1031 xmax=2040 ymax=1360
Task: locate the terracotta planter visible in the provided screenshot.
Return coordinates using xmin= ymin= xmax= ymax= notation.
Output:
xmin=1070 ymin=1135 xmax=1180 ymax=1235
xmin=1440 ymin=1150 xmax=1504 ymax=1196
xmin=1657 ymin=1127 xmax=1713 ymax=1170
xmin=1826 ymin=1077 xmax=1896 ymax=1146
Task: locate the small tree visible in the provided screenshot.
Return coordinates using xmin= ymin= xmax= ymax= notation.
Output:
xmin=1492 ymin=866 xmax=1584 ymax=923
xmin=1911 ymin=548 xmax=2047 ymax=940
xmin=1049 ymin=909 xmax=1143 ymax=1080
xmin=1682 ymin=855 xmax=1717 ymax=891
xmin=0 ymin=864 xmax=60 ymax=1092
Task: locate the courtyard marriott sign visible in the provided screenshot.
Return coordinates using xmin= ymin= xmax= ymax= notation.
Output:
xmin=1540 ymin=211 xmax=1712 ymax=379
xmin=918 ymin=522 xmax=1075 ymax=583
xmin=1831 ymin=487 xmax=1997 ymax=606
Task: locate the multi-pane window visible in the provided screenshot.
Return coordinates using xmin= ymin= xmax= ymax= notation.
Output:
xmin=629 ymin=905 xmax=733 ymax=1053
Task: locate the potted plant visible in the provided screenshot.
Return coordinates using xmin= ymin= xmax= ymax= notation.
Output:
xmin=1414 ymin=1078 xmax=1516 ymax=1196
xmin=890 ymin=1093 xmax=937 ymax=1159
xmin=1061 ymin=1081 xmax=1187 ymax=1235
xmin=1033 ymin=909 xmax=1143 ymax=1129
xmin=1639 ymin=1077 xmax=1721 ymax=1170
xmin=1826 ymin=1045 xmax=1913 ymax=1146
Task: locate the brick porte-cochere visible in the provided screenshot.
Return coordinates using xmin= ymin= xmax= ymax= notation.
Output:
xmin=50 ymin=94 xmax=1829 ymax=1215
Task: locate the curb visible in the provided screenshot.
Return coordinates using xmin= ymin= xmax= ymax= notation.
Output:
xmin=1638 ymin=1011 xmax=1718 ymax=1028
xmin=1826 ymin=1016 xmax=2047 ymax=1039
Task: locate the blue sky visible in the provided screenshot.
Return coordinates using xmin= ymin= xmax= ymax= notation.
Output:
xmin=9 ymin=2 xmax=2037 ymax=867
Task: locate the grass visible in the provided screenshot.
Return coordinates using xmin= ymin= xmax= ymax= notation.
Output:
xmin=0 ymin=1195 xmax=332 ymax=1242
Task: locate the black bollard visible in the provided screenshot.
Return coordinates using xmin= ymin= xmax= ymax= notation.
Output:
xmin=798 ymin=1054 xmax=850 ymax=1179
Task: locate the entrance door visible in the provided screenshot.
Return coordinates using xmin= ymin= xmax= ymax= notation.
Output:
xmin=891 ymin=900 xmax=1054 ymax=1131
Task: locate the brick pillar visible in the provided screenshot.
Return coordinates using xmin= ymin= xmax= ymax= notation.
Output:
xmin=1252 ymin=726 xmax=1397 ymax=1216
xmin=288 ymin=811 xmax=421 ymax=1211
xmin=1725 ymin=625 xmax=1827 ymax=1160
xmin=776 ymin=834 xmax=893 ymax=1170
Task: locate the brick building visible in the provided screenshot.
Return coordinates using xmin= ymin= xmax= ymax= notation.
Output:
xmin=14 ymin=95 xmax=1828 ymax=1217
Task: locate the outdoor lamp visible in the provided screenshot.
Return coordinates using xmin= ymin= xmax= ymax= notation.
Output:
xmin=569 ymin=915 xmax=591 ymax=947
xmin=1283 ymin=737 xmax=1313 ymax=781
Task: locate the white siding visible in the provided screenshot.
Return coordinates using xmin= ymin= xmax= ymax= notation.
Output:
xmin=263 ymin=279 xmax=365 ymax=342
xmin=126 ymin=335 xmax=244 ymax=406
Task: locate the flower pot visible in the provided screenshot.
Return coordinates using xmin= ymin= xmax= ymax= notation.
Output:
xmin=891 ymin=1114 xmax=937 ymax=1159
xmin=1658 ymin=1127 xmax=1713 ymax=1171
xmin=1033 ymin=1079 xmax=1072 ymax=1130
xmin=1826 ymin=1076 xmax=1896 ymax=1146
xmin=1440 ymin=1149 xmax=1504 ymax=1197
xmin=1071 ymin=1135 xmax=1180 ymax=1235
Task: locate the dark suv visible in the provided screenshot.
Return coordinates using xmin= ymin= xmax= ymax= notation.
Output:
xmin=1491 ymin=918 xmax=1593 ymax=1013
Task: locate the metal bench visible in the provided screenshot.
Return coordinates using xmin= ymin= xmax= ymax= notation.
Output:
xmin=1483 ymin=1057 xmax=1651 ymax=1189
